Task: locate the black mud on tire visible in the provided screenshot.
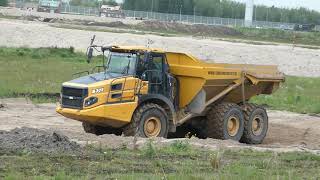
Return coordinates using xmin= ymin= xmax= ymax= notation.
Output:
xmin=206 ymin=103 xmax=244 ymax=141
xmin=240 ymin=104 xmax=268 ymax=144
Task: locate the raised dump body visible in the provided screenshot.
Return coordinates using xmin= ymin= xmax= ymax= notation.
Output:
xmin=56 ymin=45 xmax=284 ymax=144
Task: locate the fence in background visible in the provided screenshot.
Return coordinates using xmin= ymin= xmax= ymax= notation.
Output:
xmin=16 ymin=3 xmax=320 ymax=31
xmin=60 ymin=5 xmax=298 ymax=30
xmin=61 ymin=5 xmax=100 ymax=17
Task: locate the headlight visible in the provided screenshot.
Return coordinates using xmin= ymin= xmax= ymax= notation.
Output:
xmin=84 ymin=97 xmax=98 ymax=107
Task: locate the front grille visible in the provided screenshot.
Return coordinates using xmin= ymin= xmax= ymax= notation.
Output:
xmin=61 ymin=87 xmax=88 ymax=109
xmin=62 ymin=87 xmax=85 ymax=97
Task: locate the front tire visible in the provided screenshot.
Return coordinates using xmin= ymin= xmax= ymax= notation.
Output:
xmin=206 ymin=103 xmax=244 ymax=141
xmin=240 ymin=104 xmax=268 ymax=144
xmin=123 ymin=103 xmax=169 ymax=138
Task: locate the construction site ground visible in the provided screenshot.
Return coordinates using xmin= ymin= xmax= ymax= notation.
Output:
xmin=1 ymin=98 xmax=320 ymax=154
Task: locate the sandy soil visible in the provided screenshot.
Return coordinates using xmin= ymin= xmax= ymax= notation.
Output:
xmin=1 ymin=98 xmax=320 ymax=153
xmin=0 ymin=19 xmax=320 ymax=77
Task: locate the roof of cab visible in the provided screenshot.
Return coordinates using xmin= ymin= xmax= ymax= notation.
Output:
xmin=110 ymin=45 xmax=166 ymax=53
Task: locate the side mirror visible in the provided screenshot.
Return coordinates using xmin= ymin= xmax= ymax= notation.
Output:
xmin=87 ymin=47 xmax=93 ymax=63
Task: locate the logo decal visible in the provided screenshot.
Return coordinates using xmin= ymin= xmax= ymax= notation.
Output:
xmin=92 ymin=88 xmax=104 ymax=94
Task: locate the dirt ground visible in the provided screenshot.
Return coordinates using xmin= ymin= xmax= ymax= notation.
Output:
xmin=1 ymin=98 xmax=320 ymax=154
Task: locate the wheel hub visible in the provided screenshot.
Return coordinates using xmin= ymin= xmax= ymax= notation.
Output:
xmin=144 ymin=117 xmax=161 ymax=137
xmin=252 ymin=115 xmax=263 ymax=136
xmin=227 ymin=116 xmax=240 ymax=137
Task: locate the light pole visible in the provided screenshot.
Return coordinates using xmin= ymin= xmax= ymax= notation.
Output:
xmin=151 ymin=0 xmax=154 ymax=12
xmin=254 ymin=5 xmax=257 ymax=21
xmin=179 ymin=4 xmax=182 ymax=22
xmin=193 ymin=6 xmax=196 ymax=24
xmin=151 ymin=0 xmax=154 ymax=19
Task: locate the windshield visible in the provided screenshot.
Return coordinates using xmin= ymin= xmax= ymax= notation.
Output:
xmin=106 ymin=52 xmax=137 ymax=75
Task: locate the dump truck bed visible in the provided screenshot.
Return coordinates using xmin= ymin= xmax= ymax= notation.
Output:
xmin=165 ymin=52 xmax=284 ymax=108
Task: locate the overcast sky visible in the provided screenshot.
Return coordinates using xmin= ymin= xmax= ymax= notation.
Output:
xmin=116 ymin=0 xmax=320 ymax=12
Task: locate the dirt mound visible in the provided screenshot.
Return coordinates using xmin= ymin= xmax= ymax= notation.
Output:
xmin=139 ymin=21 xmax=242 ymax=36
xmin=0 ymin=127 xmax=81 ymax=154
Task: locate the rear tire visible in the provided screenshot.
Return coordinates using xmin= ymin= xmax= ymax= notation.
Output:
xmin=82 ymin=122 xmax=122 ymax=136
xmin=240 ymin=104 xmax=268 ymax=144
xmin=206 ymin=103 xmax=244 ymax=141
xmin=123 ymin=103 xmax=169 ymax=138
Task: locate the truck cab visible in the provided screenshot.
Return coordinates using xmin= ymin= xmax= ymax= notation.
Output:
xmin=57 ymin=46 xmax=178 ymax=137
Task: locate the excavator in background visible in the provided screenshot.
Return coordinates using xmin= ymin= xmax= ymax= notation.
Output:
xmin=56 ymin=36 xmax=284 ymax=144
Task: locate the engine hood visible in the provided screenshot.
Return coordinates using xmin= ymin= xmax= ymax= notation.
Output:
xmin=67 ymin=72 xmax=124 ymax=85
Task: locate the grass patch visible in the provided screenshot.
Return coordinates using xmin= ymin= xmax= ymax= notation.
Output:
xmin=235 ymin=27 xmax=320 ymax=46
xmin=1 ymin=143 xmax=320 ymax=179
xmin=251 ymin=76 xmax=320 ymax=114
xmin=0 ymin=47 xmax=99 ymax=102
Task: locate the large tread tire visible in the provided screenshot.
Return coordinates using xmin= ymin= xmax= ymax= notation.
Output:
xmin=82 ymin=122 xmax=122 ymax=136
xmin=240 ymin=103 xmax=268 ymax=144
xmin=206 ymin=103 xmax=244 ymax=141
xmin=123 ymin=103 xmax=169 ymax=138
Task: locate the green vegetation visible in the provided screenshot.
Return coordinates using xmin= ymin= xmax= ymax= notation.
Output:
xmin=235 ymin=27 xmax=320 ymax=46
xmin=123 ymin=0 xmax=320 ymax=25
xmin=0 ymin=47 xmax=98 ymax=102
xmin=0 ymin=47 xmax=319 ymax=114
xmin=252 ymin=76 xmax=320 ymax=114
xmin=0 ymin=0 xmax=8 ymax=6
xmin=1 ymin=141 xmax=320 ymax=179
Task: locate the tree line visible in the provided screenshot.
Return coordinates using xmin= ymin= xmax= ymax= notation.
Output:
xmin=122 ymin=0 xmax=320 ymax=24
xmin=0 ymin=0 xmax=8 ymax=7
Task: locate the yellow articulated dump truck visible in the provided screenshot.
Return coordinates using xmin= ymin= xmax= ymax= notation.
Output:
xmin=56 ymin=37 xmax=284 ymax=144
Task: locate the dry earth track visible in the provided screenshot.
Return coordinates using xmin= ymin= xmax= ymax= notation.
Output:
xmin=1 ymin=98 xmax=320 ymax=153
